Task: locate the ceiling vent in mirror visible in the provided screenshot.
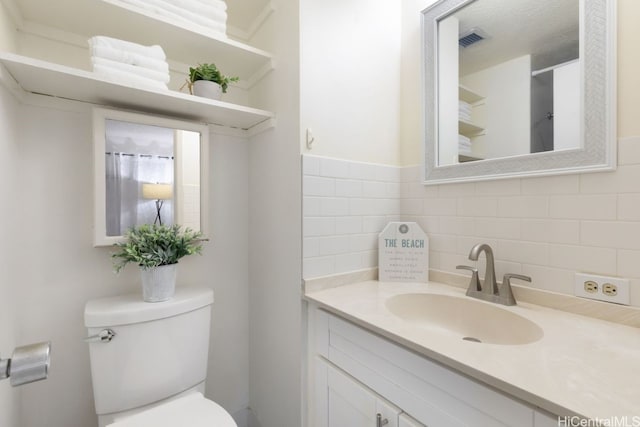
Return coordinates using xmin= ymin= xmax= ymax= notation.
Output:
xmin=459 ymin=28 xmax=489 ymax=48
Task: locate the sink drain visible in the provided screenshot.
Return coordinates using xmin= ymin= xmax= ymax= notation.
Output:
xmin=462 ymin=336 xmax=482 ymax=343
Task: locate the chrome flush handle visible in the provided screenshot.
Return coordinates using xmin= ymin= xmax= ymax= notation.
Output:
xmin=376 ymin=413 xmax=389 ymax=427
xmin=84 ymin=329 xmax=116 ymax=343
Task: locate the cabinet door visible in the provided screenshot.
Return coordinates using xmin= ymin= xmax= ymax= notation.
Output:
xmin=327 ymin=363 xmax=400 ymax=427
xmin=399 ymin=413 xmax=427 ymax=427
xmin=534 ymin=410 xmax=559 ymax=427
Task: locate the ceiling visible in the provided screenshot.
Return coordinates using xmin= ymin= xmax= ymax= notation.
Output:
xmin=448 ymin=0 xmax=579 ymax=75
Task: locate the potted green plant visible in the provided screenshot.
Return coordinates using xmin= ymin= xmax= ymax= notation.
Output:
xmin=184 ymin=63 xmax=239 ymax=100
xmin=112 ymin=224 xmax=205 ymax=302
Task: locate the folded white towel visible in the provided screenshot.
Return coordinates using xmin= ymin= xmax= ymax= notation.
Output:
xmin=458 ymin=134 xmax=471 ymax=144
xmin=89 ymin=36 xmax=166 ymax=60
xmin=172 ymin=0 xmax=228 ymax=21
xmin=192 ymin=0 xmax=227 ymax=11
xmin=92 ymin=57 xmax=171 ymax=84
xmin=91 ymin=45 xmax=169 ymax=73
xmin=118 ymin=0 xmax=227 ymax=35
xmin=93 ymin=64 xmax=169 ymax=91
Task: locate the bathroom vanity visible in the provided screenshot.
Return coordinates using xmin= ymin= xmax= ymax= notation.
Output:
xmin=305 ymin=279 xmax=640 ymax=426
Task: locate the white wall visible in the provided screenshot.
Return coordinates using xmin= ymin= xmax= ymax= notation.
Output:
xmin=0 ymin=0 xmax=16 ymax=52
xmin=303 ymin=0 xmax=640 ymax=310
xmin=300 ymin=0 xmax=402 ymax=165
xmin=247 ymin=0 xmax=301 ymax=426
xmin=0 ymin=4 xmax=20 ymax=426
xmin=0 ymin=96 xmax=251 ymax=427
xmin=460 ymin=55 xmax=532 ymax=159
xmin=553 ymin=60 xmax=581 ymax=151
xmin=302 ymin=155 xmax=402 ymax=278
xmin=0 ymin=79 xmax=22 ymax=427
xmin=437 ymin=15 xmax=460 ymax=166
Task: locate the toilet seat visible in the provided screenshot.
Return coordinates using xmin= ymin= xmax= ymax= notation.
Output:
xmin=106 ymin=392 xmax=237 ymax=427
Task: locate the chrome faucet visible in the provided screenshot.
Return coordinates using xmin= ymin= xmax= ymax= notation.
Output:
xmin=457 ymin=243 xmax=531 ymax=306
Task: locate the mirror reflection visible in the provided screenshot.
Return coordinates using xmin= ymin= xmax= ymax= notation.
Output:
xmin=94 ymin=108 xmax=208 ymax=246
xmin=437 ymin=0 xmax=579 ymax=166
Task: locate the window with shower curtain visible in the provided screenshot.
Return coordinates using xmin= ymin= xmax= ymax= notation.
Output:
xmin=104 ymin=120 xmax=175 ymax=237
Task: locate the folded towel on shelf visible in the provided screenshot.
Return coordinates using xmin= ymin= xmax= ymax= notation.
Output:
xmin=92 ymin=57 xmax=171 ymax=84
xmin=458 ymin=134 xmax=471 ymax=145
xmin=89 ymin=36 xmax=166 ymax=60
xmin=118 ymin=0 xmax=227 ymax=36
xmin=459 ymin=112 xmax=472 ymax=122
xmin=90 ymin=45 xmax=169 ymax=73
xmin=192 ymin=0 xmax=227 ymax=11
xmin=92 ymin=64 xmax=169 ymax=91
xmin=458 ymin=101 xmax=472 ymax=122
xmin=174 ymin=0 xmax=228 ymax=21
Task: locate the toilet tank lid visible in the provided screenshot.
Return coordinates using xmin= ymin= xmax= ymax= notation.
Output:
xmin=84 ymin=286 xmax=214 ymax=327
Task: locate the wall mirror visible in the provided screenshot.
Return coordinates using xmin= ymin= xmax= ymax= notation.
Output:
xmin=93 ymin=108 xmax=209 ymax=247
xmin=423 ymin=0 xmax=616 ymax=184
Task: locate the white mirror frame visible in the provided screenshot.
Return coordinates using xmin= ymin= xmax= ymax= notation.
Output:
xmin=423 ymin=0 xmax=617 ymax=184
xmin=93 ymin=107 xmax=210 ymax=247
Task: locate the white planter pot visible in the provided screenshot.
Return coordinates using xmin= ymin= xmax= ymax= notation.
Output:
xmin=192 ymin=80 xmax=222 ymax=100
xmin=140 ymin=264 xmax=177 ymax=302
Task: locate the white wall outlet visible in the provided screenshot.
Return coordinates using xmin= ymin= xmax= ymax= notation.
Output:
xmin=574 ymin=273 xmax=630 ymax=305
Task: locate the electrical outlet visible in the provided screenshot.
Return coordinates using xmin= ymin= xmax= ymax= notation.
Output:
xmin=602 ymin=283 xmax=617 ymax=296
xmin=574 ymin=273 xmax=630 ymax=305
xmin=583 ymin=280 xmax=598 ymax=293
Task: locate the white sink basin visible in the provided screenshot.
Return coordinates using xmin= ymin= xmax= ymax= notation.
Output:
xmin=385 ymin=293 xmax=544 ymax=345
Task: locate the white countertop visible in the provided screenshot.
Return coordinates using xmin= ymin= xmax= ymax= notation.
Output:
xmin=305 ymin=280 xmax=640 ymax=420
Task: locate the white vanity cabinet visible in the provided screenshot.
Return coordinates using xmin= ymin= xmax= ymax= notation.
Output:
xmin=319 ymin=360 xmax=401 ymax=427
xmin=534 ymin=411 xmax=559 ymax=427
xmin=399 ymin=414 xmax=426 ymax=427
xmin=309 ymin=306 xmax=555 ymax=427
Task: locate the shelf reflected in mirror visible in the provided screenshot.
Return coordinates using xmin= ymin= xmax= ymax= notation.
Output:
xmin=423 ymin=0 xmax=616 ymax=184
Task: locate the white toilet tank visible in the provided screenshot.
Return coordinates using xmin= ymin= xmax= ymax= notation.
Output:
xmin=84 ymin=287 xmax=214 ymax=418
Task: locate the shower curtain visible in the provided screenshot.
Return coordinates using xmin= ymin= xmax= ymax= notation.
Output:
xmin=106 ymin=153 xmax=174 ymax=236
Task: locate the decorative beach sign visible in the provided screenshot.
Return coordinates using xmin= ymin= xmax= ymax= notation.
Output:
xmin=378 ymin=222 xmax=429 ymax=282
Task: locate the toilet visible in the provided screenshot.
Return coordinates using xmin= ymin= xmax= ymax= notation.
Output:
xmin=84 ymin=286 xmax=237 ymax=427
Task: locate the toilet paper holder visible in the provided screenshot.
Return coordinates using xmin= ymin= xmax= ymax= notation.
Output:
xmin=0 ymin=341 xmax=51 ymax=387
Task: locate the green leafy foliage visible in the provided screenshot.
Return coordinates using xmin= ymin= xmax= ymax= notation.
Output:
xmin=187 ymin=63 xmax=239 ymax=93
xmin=112 ymin=224 xmax=205 ymax=272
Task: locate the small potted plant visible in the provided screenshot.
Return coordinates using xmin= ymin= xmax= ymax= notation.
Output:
xmin=184 ymin=63 xmax=239 ymax=100
xmin=112 ymin=224 xmax=205 ymax=302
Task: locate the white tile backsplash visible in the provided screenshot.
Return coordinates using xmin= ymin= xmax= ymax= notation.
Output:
xmin=617 ymin=193 xmax=640 ymax=220
xmin=618 ymin=136 xmax=640 ymax=165
xmin=302 ymin=155 xmax=402 ymax=277
xmin=549 ymin=194 xmax=617 ymax=220
xmin=580 ymin=221 xmax=640 ymax=250
xmin=521 ymin=174 xmax=580 ymax=195
xmin=302 ymin=142 xmax=640 ymax=306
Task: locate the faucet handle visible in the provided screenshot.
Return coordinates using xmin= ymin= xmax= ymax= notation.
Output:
xmin=457 ymin=265 xmax=481 ymax=292
xmin=498 ymin=273 xmax=531 ymax=306
xmin=502 ymin=273 xmax=532 ymax=287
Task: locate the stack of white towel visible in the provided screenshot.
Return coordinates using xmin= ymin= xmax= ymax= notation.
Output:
xmin=459 ymin=100 xmax=472 ymax=122
xmin=89 ymin=36 xmax=170 ymax=91
xmin=458 ymin=134 xmax=472 ymax=154
xmin=118 ymin=0 xmax=228 ymax=37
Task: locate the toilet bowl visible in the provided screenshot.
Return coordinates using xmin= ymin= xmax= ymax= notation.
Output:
xmin=107 ymin=392 xmax=236 ymax=427
xmin=84 ymin=287 xmax=237 ymax=427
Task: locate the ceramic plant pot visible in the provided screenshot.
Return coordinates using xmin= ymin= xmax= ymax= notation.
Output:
xmin=140 ymin=263 xmax=177 ymax=302
xmin=192 ymin=80 xmax=222 ymax=100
